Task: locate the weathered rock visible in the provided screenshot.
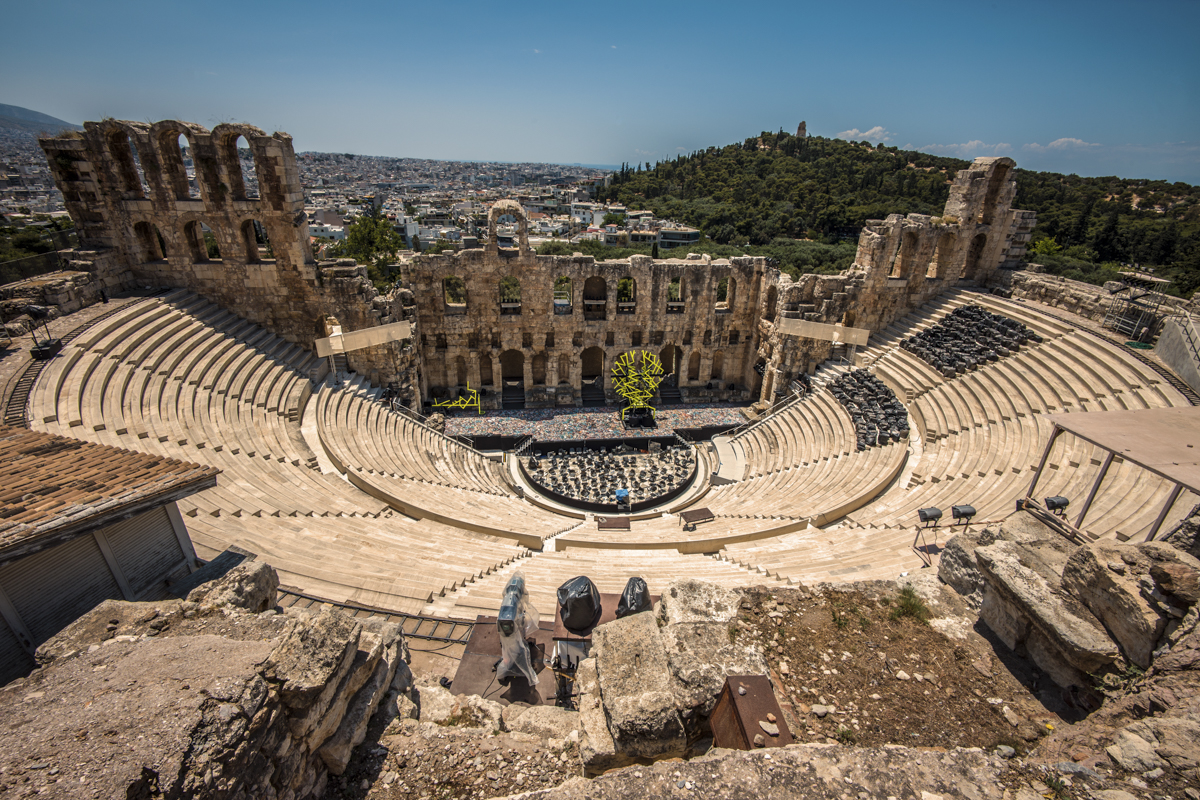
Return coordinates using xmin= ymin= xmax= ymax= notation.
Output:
xmin=186 ymin=560 xmax=280 ymax=613
xmin=1061 ymin=542 xmax=1167 ymax=668
xmin=938 ymin=527 xmax=997 ymax=607
xmin=659 ymin=619 xmax=768 ymax=719
xmin=656 ymin=578 xmax=742 ymax=626
xmin=977 ymin=539 xmax=1117 ymax=686
xmin=1160 ymin=504 xmax=1200 ymax=560
xmin=318 ymin=638 xmax=399 ymax=774
xmin=575 ymin=657 xmax=620 ymax=773
xmin=262 ymin=609 xmax=363 ymax=739
xmin=1151 ymin=561 xmax=1200 ymax=604
xmin=591 ymin=610 xmax=687 ymax=762
xmin=496 ymin=742 xmax=1009 ymax=800
xmin=507 ymin=705 xmax=583 ymax=740
xmin=1106 ymin=729 xmax=1165 ymax=773
xmin=414 ymin=683 xmax=504 ymax=730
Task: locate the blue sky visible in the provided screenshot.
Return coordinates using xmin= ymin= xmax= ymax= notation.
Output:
xmin=4 ymin=0 xmax=1198 ymax=183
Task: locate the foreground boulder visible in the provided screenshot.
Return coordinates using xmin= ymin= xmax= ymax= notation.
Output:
xmin=0 ymin=562 xmax=407 ymax=799
xmin=577 ymin=578 xmax=767 ymax=772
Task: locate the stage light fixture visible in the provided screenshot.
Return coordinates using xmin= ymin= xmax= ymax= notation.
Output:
xmin=951 ymin=504 xmax=977 ymax=524
xmin=1045 ymin=496 xmax=1070 ymax=515
xmin=918 ymin=507 xmax=942 ymax=526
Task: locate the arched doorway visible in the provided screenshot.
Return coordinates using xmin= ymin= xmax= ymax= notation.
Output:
xmin=962 ymin=233 xmax=987 ymax=281
xmin=583 ymin=276 xmax=608 ymax=321
xmin=532 ymin=352 xmax=547 ymax=385
xmin=580 ymin=346 xmax=605 ymax=407
xmin=499 ymin=349 xmax=525 ymax=409
xmin=659 ymin=344 xmax=683 ymax=388
xmin=687 ymin=351 xmax=701 ymax=382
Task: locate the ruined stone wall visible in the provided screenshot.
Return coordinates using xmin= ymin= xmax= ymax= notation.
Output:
xmin=38 ymin=120 xmax=418 ymax=397
xmin=0 ymin=563 xmax=408 ymax=800
xmin=408 ymin=203 xmax=766 ymax=408
xmin=754 ymin=157 xmax=1037 ymax=400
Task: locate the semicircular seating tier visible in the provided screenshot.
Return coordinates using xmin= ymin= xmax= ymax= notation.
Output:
xmin=27 ymin=286 xmax=1198 ymax=618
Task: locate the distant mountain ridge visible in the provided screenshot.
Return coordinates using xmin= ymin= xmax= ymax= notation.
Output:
xmin=0 ymin=103 xmax=82 ymax=136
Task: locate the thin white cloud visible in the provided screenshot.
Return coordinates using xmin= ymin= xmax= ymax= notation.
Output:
xmin=533 ymin=49 xmax=541 ymax=54
xmin=919 ymin=141 xmax=1013 ymax=158
xmin=836 ymin=126 xmax=893 ymax=142
xmin=611 ymin=45 xmax=618 ymax=49
xmin=1023 ymin=137 xmax=1100 ymax=152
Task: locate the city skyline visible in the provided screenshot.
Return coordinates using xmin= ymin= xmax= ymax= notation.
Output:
xmin=2 ymin=0 xmax=1197 ymax=184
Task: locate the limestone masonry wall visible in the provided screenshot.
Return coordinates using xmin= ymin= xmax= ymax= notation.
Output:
xmin=37 ymin=120 xmax=1035 ymax=408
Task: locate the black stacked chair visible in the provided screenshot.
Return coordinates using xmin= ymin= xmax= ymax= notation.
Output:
xmin=901 ymin=304 xmax=1042 ymax=378
xmin=526 ymin=446 xmax=695 ymax=505
xmin=828 ymin=369 xmax=909 ymax=452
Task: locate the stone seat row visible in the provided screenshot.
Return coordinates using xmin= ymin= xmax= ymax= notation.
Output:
xmin=719 ymin=523 xmax=928 ymax=586
xmin=734 ymin=392 xmax=855 ymax=478
xmin=186 ymin=512 xmax=529 ymax=615
xmin=427 ymin=546 xmax=788 ymax=619
xmin=316 ymin=377 xmax=507 ymax=495
xmin=29 ymin=292 xmax=384 ymax=519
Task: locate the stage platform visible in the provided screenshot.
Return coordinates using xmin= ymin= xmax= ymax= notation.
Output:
xmin=442 ymin=402 xmax=748 ymax=441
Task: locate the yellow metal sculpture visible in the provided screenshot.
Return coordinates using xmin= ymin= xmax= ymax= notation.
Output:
xmin=612 ymin=350 xmax=664 ymax=420
xmin=433 ymin=381 xmax=484 ymax=415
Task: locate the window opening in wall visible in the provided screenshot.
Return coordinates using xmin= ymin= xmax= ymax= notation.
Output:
xmin=444 ymin=276 xmax=467 ymax=310
xmin=667 ymin=276 xmax=684 ymax=313
xmin=522 ymin=332 xmax=532 ymax=348
xmin=703 ymin=330 xmax=712 ymax=346
xmin=436 ymin=334 xmax=447 ymax=349
xmin=890 ymin=230 xmax=919 ymax=279
xmin=108 ymin=129 xmax=146 ymax=198
xmin=765 ymin=285 xmax=778 ymax=319
xmin=631 ymin=331 xmax=642 ymax=347
xmin=491 ymin=332 xmax=501 ymax=349
xmin=581 ymin=347 xmax=604 ymax=379
xmin=963 ymin=233 xmax=987 ymax=281
xmin=583 ymin=276 xmax=607 ymax=321
xmin=710 ymin=351 xmax=724 ymax=384
xmin=468 ymin=333 xmax=479 ymax=349
xmin=651 ymin=330 xmax=664 ymax=346
xmin=178 ymin=134 xmax=201 ymax=199
xmin=236 ymin=136 xmax=259 ymax=199
xmin=202 ymin=224 xmax=222 ymax=260
xmin=554 ymin=276 xmax=572 ymax=315
xmin=683 ymin=330 xmax=693 ymax=346
xmin=605 ymin=331 xmax=614 ymax=346
xmin=715 ymin=277 xmax=733 ymax=312
xmin=617 ymin=276 xmax=636 ymax=313
xmin=929 ymin=231 xmax=955 ymax=279
xmin=572 ymin=331 xmax=583 ymax=347
xmin=240 ymin=219 xmax=273 ymax=263
xmin=687 ymin=351 xmax=701 ymax=382
xmin=133 ymin=221 xmax=164 ymax=262
xmin=182 ymin=220 xmax=211 ymax=262
xmin=499 ymin=276 xmax=522 ymax=314
xmin=728 ymin=330 xmax=740 ymax=345
xmin=980 ymin=163 xmax=1010 ymax=225
xmin=545 ymin=332 xmax=555 ymax=348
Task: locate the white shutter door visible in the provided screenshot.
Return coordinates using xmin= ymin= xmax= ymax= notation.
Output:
xmin=102 ymin=507 xmax=185 ymax=599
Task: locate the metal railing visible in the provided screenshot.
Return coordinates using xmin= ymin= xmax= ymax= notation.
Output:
xmin=726 ymin=389 xmax=806 ymax=443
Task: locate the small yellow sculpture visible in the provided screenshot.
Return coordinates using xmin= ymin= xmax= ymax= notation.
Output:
xmin=612 ymin=350 xmax=664 ymax=420
xmin=434 ymin=381 xmax=484 ymax=415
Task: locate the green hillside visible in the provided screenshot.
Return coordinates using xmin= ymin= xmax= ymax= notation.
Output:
xmin=596 ymin=132 xmax=1200 ymax=297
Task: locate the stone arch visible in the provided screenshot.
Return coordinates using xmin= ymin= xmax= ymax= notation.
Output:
xmin=581 ymin=346 xmax=605 ymax=379
xmin=532 ymin=352 xmax=547 ymax=385
xmin=764 ymin=285 xmax=778 ymax=319
xmin=486 ymin=199 xmax=529 ymax=252
xmin=553 ymin=275 xmax=572 ymax=314
xmin=499 ymin=276 xmax=522 ymax=314
xmin=443 ymin=276 xmax=467 ymax=308
xmin=150 ymin=121 xmax=204 ymax=201
xmin=716 ymin=276 xmax=735 ymax=311
xmin=455 ymin=355 xmax=467 ymax=387
xmin=980 ymin=161 xmax=1012 ymax=225
xmin=928 ymin=231 xmax=956 ymax=279
xmin=499 ymin=349 xmax=525 ymax=383
xmin=132 ymin=221 xmax=164 ymax=262
xmin=890 ymin=229 xmax=919 ymax=279
xmin=103 ymin=125 xmax=146 ymax=198
xmin=687 ymin=351 xmax=701 ymax=382
xmin=211 ymin=123 xmax=267 ymax=202
xmin=710 ymin=350 xmax=725 ymax=383
xmin=583 ymin=275 xmax=607 ymax=320
xmin=239 ymin=218 xmax=273 ymax=263
xmin=659 ymin=344 xmax=682 ymax=388
xmin=962 ymin=233 xmax=987 ymax=281
xmin=617 ymin=275 xmax=636 ymax=302
xmin=181 ymin=219 xmax=218 ymax=262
